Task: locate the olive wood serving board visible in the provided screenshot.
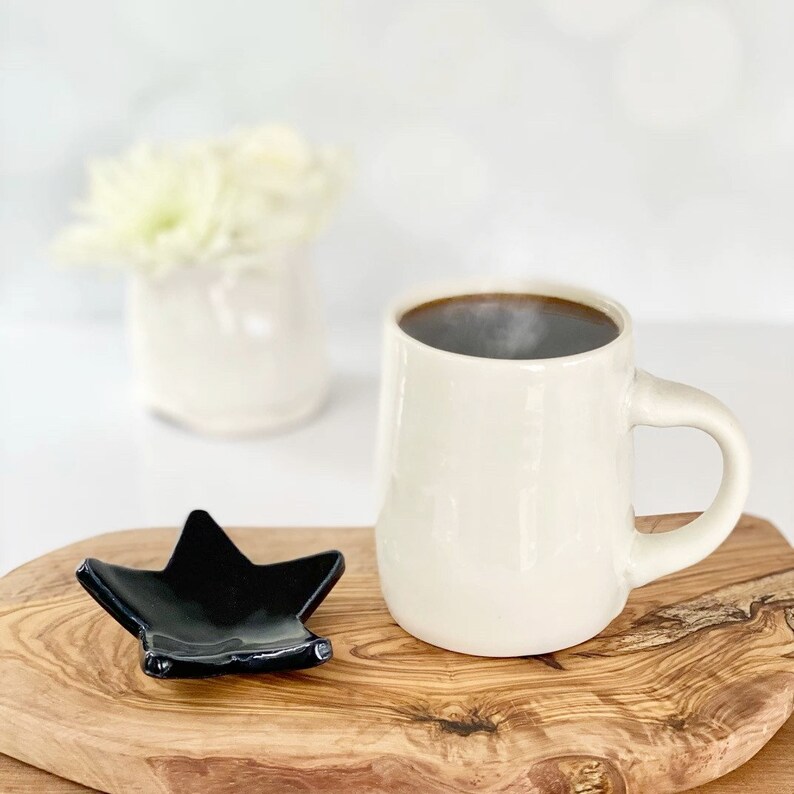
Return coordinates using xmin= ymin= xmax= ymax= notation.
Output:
xmin=1 ymin=514 xmax=793 ymax=794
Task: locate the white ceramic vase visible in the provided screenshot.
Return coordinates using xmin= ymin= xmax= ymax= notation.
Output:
xmin=129 ymin=250 xmax=329 ymax=435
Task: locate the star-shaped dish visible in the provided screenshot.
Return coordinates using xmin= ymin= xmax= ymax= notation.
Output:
xmin=75 ymin=510 xmax=345 ymax=679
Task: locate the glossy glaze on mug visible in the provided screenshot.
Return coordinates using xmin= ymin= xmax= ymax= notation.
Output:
xmin=375 ymin=279 xmax=750 ymax=657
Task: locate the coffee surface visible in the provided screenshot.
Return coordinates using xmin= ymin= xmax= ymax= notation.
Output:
xmin=399 ymin=293 xmax=620 ymax=360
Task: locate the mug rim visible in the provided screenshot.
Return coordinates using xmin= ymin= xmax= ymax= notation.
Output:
xmin=386 ymin=277 xmax=633 ymax=366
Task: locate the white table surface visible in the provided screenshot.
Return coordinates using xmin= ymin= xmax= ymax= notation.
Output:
xmin=1 ymin=319 xmax=791 ymax=575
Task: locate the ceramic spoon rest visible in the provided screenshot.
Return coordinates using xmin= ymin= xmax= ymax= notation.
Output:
xmin=76 ymin=510 xmax=345 ymax=678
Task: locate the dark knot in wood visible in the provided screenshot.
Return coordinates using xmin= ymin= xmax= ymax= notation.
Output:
xmin=408 ymin=706 xmax=500 ymax=737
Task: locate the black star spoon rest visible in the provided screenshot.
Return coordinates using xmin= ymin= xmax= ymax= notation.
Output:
xmin=75 ymin=510 xmax=345 ymax=679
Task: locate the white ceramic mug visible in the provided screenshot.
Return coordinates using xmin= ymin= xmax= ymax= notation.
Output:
xmin=375 ymin=279 xmax=751 ymax=656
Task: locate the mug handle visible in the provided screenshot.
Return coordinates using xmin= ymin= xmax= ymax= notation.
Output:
xmin=626 ymin=369 xmax=751 ymax=588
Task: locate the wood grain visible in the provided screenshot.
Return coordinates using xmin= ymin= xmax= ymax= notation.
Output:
xmin=8 ymin=717 xmax=794 ymax=794
xmin=1 ymin=515 xmax=793 ymax=794
xmin=0 ymin=754 xmax=97 ymax=793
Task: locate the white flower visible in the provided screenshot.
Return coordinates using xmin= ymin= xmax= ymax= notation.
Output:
xmin=54 ymin=126 xmax=349 ymax=276
xmin=221 ymin=125 xmax=350 ymax=254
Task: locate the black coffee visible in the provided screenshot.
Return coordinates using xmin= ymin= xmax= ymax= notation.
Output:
xmin=399 ymin=293 xmax=620 ymax=360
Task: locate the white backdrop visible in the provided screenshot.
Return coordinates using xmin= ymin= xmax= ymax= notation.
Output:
xmin=1 ymin=0 xmax=793 ymax=324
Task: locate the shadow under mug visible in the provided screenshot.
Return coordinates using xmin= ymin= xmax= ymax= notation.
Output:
xmin=374 ymin=279 xmax=750 ymax=656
